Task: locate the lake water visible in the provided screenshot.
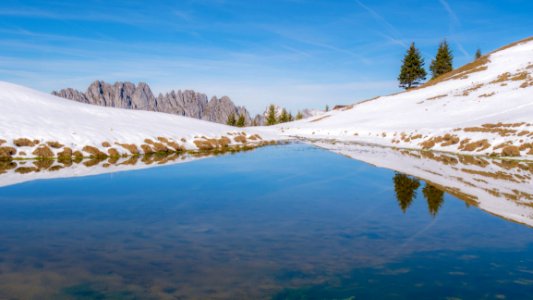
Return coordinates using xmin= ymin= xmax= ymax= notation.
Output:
xmin=0 ymin=143 xmax=532 ymax=299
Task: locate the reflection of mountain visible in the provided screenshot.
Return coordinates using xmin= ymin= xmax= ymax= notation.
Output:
xmin=311 ymin=140 xmax=533 ymax=227
xmin=0 ymin=152 xmax=222 ymax=188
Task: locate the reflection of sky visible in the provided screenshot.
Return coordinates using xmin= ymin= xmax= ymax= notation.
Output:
xmin=0 ymin=144 xmax=532 ymax=298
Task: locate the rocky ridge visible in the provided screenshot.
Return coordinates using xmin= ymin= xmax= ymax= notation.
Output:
xmin=52 ymin=81 xmax=252 ymax=125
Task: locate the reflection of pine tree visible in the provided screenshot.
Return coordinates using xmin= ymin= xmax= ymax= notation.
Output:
xmin=393 ymin=173 xmax=420 ymax=213
xmin=423 ymin=184 xmax=444 ymax=217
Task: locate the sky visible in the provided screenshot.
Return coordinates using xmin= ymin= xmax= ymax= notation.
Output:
xmin=0 ymin=0 xmax=531 ymax=113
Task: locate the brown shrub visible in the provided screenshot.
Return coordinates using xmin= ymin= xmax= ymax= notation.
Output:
xmin=140 ymin=144 xmax=154 ymax=154
xmin=479 ymin=92 xmax=495 ymax=98
xmin=14 ymin=138 xmax=38 ymax=147
xmin=426 ymin=94 xmax=447 ymax=100
xmin=117 ymin=143 xmax=139 ymax=155
xmin=58 ymin=147 xmax=72 ymax=159
xmin=152 ymin=142 xmax=170 ymax=153
xmin=194 ymin=140 xmax=214 ymax=151
xmin=82 ymin=146 xmax=108 ymax=158
xmin=101 ymin=141 xmax=111 ymax=148
xmin=234 ymin=135 xmax=247 ymax=143
xmin=73 ymin=151 xmax=84 ymax=163
xmin=166 ymin=141 xmax=183 ymax=152
xmin=420 ymin=140 xmax=435 ymax=149
xmin=32 ymin=145 xmax=54 ymax=158
xmin=459 ymin=139 xmax=491 ymax=152
xmin=156 ymin=137 xmax=169 ymax=144
xmin=107 ymin=148 xmax=120 ymax=157
xmin=47 ymin=141 xmax=64 ymax=148
xmin=501 ymin=146 xmax=521 ymax=157
xmin=0 ymin=146 xmax=16 ymax=161
xmin=218 ymin=136 xmax=231 ymax=148
xmin=249 ymin=134 xmax=262 ymax=141
xmin=511 ymin=71 xmax=528 ymax=81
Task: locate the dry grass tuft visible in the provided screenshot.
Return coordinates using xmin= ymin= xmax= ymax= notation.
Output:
xmin=32 ymin=145 xmax=54 ymax=158
xmin=310 ymin=115 xmax=330 ymax=122
xmin=0 ymin=139 xmax=5 ymax=146
xmin=420 ymin=55 xmax=490 ymax=89
xmin=234 ymin=135 xmax=247 ymax=143
xmin=0 ymin=146 xmax=17 ymax=160
xmin=140 ymin=144 xmax=154 ymax=154
xmin=107 ymin=148 xmax=120 ymax=157
xmin=458 ymin=139 xmax=491 ymax=152
xmin=47 ymin=141 xmax=64 ymax=148
xmin=73 ymin=151 xmax=84 ymax=163
xmin=426 ymin=94 xmax=447 ymax=100
xmin=82 ymin=146 xmax=108 ymax=158
xmin=193 ymin=140 xmax=215 ymax=151
xmin=144 ymin=138 xmax=155 ymax=145
xmin=117 ymin=143 xmax=139 ymax=155
xmin=249 ymin=134 xmax=262 ymax=141
xmin=152 ymin=142 xmax=170 ymax=153
xmin=101 ymin=141 xmax=111 ymax=148
xmin=14 ymin=138 xmax=39 ymax=147
xmin=479 ymin=92 xmax=495 ymax=98
xmin=501 ymin=145 xmax=521 ymax=157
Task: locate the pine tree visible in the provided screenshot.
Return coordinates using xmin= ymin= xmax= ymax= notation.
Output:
xmin=226 ymin=113 xmax=236 ymax=126
xmin=398 ymin=42 xmax=427 ymax=89
xmin=288 ymin=112 xmax=293 ymax=122
xmin=266 ymin=104 xmax=277 ymax=126
xmin=325 ymin=105 xmax=329 ymax=112
xmin=295 ymin=111 xmax=303 ymax=120
xmin=236 ymin=114 xmax=246 ymax=127
xmin=475 ymin=48 xmax=482 ymax=60
xmin=430 ymin=40 xmax=453 ymax=79
xmin=279 ymin=108 xmax=289 ymax=123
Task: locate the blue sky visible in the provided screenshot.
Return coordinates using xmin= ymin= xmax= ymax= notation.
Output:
xmin=0 ymin=0 xmax=531 ymax=113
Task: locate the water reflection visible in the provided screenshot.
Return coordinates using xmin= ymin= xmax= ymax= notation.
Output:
xmin=392 ymin=173 xmax=446 ymax=217
xmin=311 ymin=140 xmax=533 ymax=227
xmin=0 ymin=150 xmax=254 ymax=188
xmin=0 ymin=143 xmax=532 ymax=299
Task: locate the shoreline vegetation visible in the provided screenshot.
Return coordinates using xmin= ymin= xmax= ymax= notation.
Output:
xmin=0 ymin=134 xmax=280 ymax=162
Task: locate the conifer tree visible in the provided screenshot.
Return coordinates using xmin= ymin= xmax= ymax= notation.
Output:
xmin=430 ymin=40 xmax=453 ymax=79
xmin=475 ymin=48 xmax=482 ymax=60
xmin=236 ymin=114 xmax=246 ymax=127
xmin=288 ymin=112 xmax=293 ymax=122
xmin=398 ymin=42 xmax=427 ymax=89
xmin=279 ymin=108 xmax=289 ymax=123
xmin=226 ymin=113 xmax=236 ymax=126
xmin=266 ymin=104 xmax=277 ymax=126
xmin=295 ymin=111 xmax=303 ymax=120
xmin=325 ymin=105 xmax=329 ymax=112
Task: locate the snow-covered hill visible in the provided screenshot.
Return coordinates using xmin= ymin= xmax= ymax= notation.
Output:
xmin=0 ymin=82 xmax=278 ymax=160
xmin=276 ymin=37 xmax=533 ymax=159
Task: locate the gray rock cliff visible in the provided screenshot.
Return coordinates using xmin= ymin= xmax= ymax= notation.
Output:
xmin=52 ymin=80 xmax=252 ymax=125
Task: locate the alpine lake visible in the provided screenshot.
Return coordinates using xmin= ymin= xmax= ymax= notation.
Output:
xmin=0 ymin=142 xmax=532 ymax=299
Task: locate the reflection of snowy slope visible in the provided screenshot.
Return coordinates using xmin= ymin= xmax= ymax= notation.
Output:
xmin=0 ymin=152 xmax=213 ymax=188
xmin=276 ymin=38 xmax=533 ymax=158
xmin=312 ymin=140 xmax=533 ymax=227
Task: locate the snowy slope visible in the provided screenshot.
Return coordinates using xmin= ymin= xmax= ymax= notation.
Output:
xmin=312 ymin=141 xmax=533 ymax=227
xmin=0 ymin=81 xmax=280 ymax=159
xmin=276 ymin=37 xmax=533 ymax=158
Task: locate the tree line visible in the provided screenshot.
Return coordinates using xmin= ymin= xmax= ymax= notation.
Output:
xmin=398 ymin=40 xmax=482 ymax=89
